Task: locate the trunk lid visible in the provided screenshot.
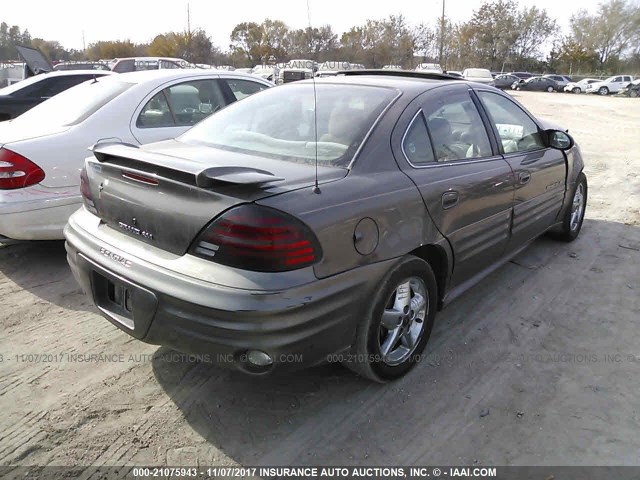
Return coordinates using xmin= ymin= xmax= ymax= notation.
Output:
xmin=0 ymin=119 xmax=70 ymax=146
xmin=86 ymin=140 xmax=346 ymax=255
xmin=15 ymin=45 xmax=53 ymax=76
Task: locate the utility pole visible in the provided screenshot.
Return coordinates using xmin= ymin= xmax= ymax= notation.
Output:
xmin=438 ymin=0 xmax=445 ymax=66
xmin=187 ymin=2 xmax=191 ymax=35
xmin=186 ymin=2 xmax=192 ymax=61
xmin=82 ymin=30 xmax=86 ymax=53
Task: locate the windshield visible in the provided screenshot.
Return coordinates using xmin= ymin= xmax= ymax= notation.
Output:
xmin=13 ymin=78 xmax=133 ymax=127
xmin=180 ymin=83 xmax=397 ymax=167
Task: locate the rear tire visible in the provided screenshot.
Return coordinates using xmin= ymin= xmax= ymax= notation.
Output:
xmin=551 ymin=173 xmax=587 ymax=242
xmin=343 ymin=256 xmax=437 ymax=382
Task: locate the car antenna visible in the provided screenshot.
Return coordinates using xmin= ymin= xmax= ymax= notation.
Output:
xmin=307 ymin=0 xmax=320 ymax=194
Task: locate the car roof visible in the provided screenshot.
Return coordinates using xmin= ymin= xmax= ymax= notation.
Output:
xmin=104 ymin=68 xmax=271 ymax=85
xmin=34 ymin=70 xmax=114 ymax=77
xmin=301 ymin=73 xmax=467 ymax=95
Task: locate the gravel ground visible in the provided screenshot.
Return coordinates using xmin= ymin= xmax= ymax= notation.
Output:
xmin=0 ymin=91 xmax=639 ymax=471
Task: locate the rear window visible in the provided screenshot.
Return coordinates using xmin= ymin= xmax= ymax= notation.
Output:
xmin=180 ymin=83 xmax=397 ymax=167
xmin=13 ymin=78 xmax=133 ymax=126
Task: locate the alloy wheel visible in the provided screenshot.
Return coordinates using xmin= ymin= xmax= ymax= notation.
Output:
xmin=378 ymin=277 xmax=428 ymax=366
xmin=570 ymin=183 xmax=585 ymax=232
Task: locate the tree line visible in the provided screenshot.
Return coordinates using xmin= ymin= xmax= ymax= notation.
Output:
xmin=2 ymin=0 xmax=639 ymax=75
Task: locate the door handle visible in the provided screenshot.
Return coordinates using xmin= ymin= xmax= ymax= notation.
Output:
xmin=518 ymin=171 xmax=531 ymax=185
xmin=441 ymin=191 xmax=459 ymax=209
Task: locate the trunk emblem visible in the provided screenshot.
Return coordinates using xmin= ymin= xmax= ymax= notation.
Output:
xmin=118 ymin=220 xmax=154 ymax=240
xmin=99 ymin=247 xmax=132 ymax=268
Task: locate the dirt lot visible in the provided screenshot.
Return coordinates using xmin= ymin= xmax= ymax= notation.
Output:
xmin=1 ymin=91 xmax=639 ymax=471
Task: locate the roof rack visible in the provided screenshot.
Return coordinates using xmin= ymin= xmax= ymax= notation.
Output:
xmin=337 ymin=69 xmax=462 ymax=81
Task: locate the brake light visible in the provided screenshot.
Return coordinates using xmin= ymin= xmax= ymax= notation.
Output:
xmin=190 ymin=205 xmax=322 ymax=272
xmin=0 ymin=148 xmax=45 ymax=190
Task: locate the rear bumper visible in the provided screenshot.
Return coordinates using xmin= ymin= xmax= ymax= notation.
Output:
xmin=64 ymin=209 xmax=396 ymax=374
xmin=0 ymin=185 xmax=81 ymax=240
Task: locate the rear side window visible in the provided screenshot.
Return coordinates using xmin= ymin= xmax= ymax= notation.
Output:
xmin=137 ymin=79 xmax=227 ymax=128
xmin=402 ymin=112 xmax=435 ymax=166
xmin=424 ymin=91 xmax=492 ymax=162
xmin=477 ymin=91 xmax=545 ymax=154
xmin=224 ymin=79 xmax=269 ymax=101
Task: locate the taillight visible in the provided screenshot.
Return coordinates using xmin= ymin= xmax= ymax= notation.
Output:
xmin=80 ymin=166 xmax=97 ymax=214
xmin=190 ymin=205 xmax=322 ymax=272
xmin=0 ymin=148 xmax=45 ymax=190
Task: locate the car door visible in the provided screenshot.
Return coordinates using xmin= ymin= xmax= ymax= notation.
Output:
xmin=393 ymin=84 xmax=515 ymax=287
xmin=130 ymin=77 xmax=230 ymax=144
xmin=475 ymin=89 xmax=566 ymax=253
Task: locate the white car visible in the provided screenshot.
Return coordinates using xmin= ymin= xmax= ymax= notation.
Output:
xmin=564 ymin=78 xmax=600 ymax=94
xmin=415 ymin=63 xmax=443 ymax=73
xmin=585 ymin=75 xmax=634 ymax=95
xmin=0 ymin=69 xmax=272 ymax=241
xmin=462 ymin=68 xmax=495 ymax=86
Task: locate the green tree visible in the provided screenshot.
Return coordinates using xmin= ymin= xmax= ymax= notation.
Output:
xmin=86 ymin=40 xmax=135 ymax=60
xmin=569 ymin=0 xmax=640 ymax=69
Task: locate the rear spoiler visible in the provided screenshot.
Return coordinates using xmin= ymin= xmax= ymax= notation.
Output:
xmin=91 ymin=143 xmax=284 ymax=186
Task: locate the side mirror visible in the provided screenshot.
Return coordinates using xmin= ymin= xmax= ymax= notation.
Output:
xmin=546 ymin=129 xmax=574 ymax=150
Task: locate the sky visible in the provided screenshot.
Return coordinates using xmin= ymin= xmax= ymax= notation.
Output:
xmin=2 ymin=0 xmax=600 ymax=52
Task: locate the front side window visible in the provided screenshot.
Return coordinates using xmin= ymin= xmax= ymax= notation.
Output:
xmin=477 ymin=91 xmax=545 ymax=154
xmin=424 ymin=91 xmax=492 ymax=162
xmin=180 ymin=83 xmax=397 ymax=167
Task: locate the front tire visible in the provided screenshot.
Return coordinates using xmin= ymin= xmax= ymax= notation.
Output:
xmin=598 ymin=86 xmax=609 ymax=95
xmin=547 ymin=86 xmax=554 ymax=92
xmin=572 ymin=87 xmax=581 ymax=94
xmin=344 ymin=256 xmax=437 ymax=382
xmin=552 ymin=173 xmax=587 ymax=242
xmin=630 ymin=89 xmax=638 ymax=98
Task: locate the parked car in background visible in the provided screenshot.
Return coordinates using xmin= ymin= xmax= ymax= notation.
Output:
xmin=0 ymin=69 xmax=272 ymax=241
xmin=64 ymin=71 xmax=586 ymax=382
xmin=320 ymin=61 xmax=351 ymax=71
xmin=382 ymin=65 xmax=403 ymax=70
xmin=543 ymin=74 xmax=572 ymax=89
xmin=512 ymin=76 xmax=558 ymax=92
xmin=617 ymin=79 xmax=640 ymax=97
xmin=415 ymin=63 xmax=443 ymax=73
xmin=277 ymin=67 xmax=313 ymax=85
xmin=444 ymin=70 xmax=463 ymax=78
xmin=509 ymin=71 xmax=534 ymax=80
xmin=586 ymin=75 xmax=634 ymax=95
xmin=251 ymin=65 xmax=278 ymax=82
xmin=564 ymin=78 xmax=600 ymax=94
xmin=108 ymin=57 xmax=192 ymax=73
xmin=493 ymin=73 xmax=521 ymax=90
xmin=462 ymin=68 xmax=494 ymax=85
xmin=0 ymin=70 xmax=113 ymax=121
xmin=53 ymin=61 xmax=111 ymax=71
